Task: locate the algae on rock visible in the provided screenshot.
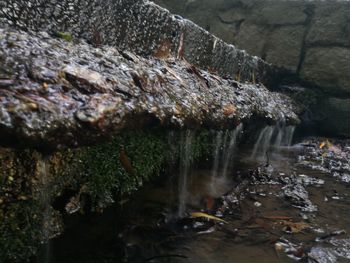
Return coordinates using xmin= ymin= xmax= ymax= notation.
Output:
xmin=0 ymin=129 xmax=216 ymax=262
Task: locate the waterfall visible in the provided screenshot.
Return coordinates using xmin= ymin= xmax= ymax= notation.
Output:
xmin=251 ymin=123 xmax=296 ymax=163
xmin=221 ymin=123 xmax=243 ymax=179
xmin=178 ymin=130 xmax=193 ymax=217
xmin=251 ymin=126 xmax=274 ymax=161
xmin=283 ymin=126 xmax=295 ymax=147
xmin=37 ymin=155 xmax=52 ymax=263
xmin=210 ymin=124 xmax=243 ymax=183
xmin=211 ymin=131 xmax=223 ymax=179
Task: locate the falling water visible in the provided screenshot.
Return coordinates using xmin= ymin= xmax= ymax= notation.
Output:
xmin=210 ymin=124 xmax=243 ymax=193
xmin=222 ymin=123 xmax=243 ymax=178
xmin=251 ymin=123 xmax=296 ymax=163
xmin=273 ymin=123 xmax=284 ymax=149
xmin=211 ymin=131 xmax=223 ymax=179
xmin=37 ymin=155 xmax=52 ymax=263
xmin=274 ymin=123 xmax=296 ymax=149
xmin=178 ymin=130 xmax=193 ymax=217
xmin=250 ymin=126 xmax=274 ymax=161
xmin=283 ymin=126 xmax=296 ymax=147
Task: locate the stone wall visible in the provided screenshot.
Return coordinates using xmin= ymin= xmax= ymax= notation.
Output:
xmin=154 ymin=0 xmax=350 ymax=137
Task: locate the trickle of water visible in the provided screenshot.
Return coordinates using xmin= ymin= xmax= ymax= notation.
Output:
xmin=273 ymin=123 xmax=296 ymax=149
xmin=251 ymin=122 xmax=296 ymax=164
xmin=273 ymin=125 xmax=284 ymax=149
xmin=251 ymin=126 xmax=274 ymax=161
xmin=178 ymin=130 xmax=193 ymax=217
xmin=222 ymin=123 xmax=243 ymax=178
xmin=37 ymin=155 xmax=51 ymax=263
xmin=211 ymin=131 xmax=223 ymax=179
xmin=284 ymin=126 xmax=295 ymax=147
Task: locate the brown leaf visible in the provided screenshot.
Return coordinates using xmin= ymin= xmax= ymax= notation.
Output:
xmin=119 ymin=148 xmax=135 ymax=175
xmin=154 ymin=39 xmax=172 ymax=59
xmin=223 ymin=104 xmax=236 ymax=116
xmin=281 ymin=221 xmax=310 ymax=234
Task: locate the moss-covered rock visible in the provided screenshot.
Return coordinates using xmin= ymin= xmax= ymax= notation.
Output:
xmin=0 ymin=129 xmax=216 ymax=262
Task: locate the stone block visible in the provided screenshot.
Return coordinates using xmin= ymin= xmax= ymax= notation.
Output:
xmin=250 ymin=2 xmax=308 ymax=25
xmin=306 ymin=3 xmax=350 ymax=46
xmin=300 ymin=47 xmax=350 ymax=95
xmin=235 ymin=21 xmax=268 ymax=57
xmin=265 ymin=26 xmax=305 ymax=72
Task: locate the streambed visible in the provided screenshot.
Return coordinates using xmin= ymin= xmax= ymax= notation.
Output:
xmin=36 ymin=137 xmax=350 ymax=263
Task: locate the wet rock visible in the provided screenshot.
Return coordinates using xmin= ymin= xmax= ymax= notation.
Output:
xmin=0 ymin=0 xmax=274 ymax=84
xmin=0 ymin=27 xmax=298 ymax=149
xmin=297 ymin=138 xmax=350 ymax=185
xmin=307 ymin=247 xmax=337 ymax=263
xmin=282 ymin=183 xmax=317 ymax=212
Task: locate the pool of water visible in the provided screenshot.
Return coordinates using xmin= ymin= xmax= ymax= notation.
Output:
xmin=38 ymin=139 xmax=350 ymax=263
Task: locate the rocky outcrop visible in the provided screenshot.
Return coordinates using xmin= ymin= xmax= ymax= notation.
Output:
xmin=0 ymin=0 xmax=276 ymax=85
xmin=0 ymin=27 xmax=298 ymax=149
xmin=0 ymin=129 xmax=215 ymax=262
xmin=153 ymin=0 xmax=350 ymax=137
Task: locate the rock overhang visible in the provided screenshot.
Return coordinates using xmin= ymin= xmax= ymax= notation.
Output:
xmin=0 ymin=27 xmax=298 ymax=150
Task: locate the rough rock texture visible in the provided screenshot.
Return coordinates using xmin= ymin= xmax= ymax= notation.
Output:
xmin=250 ymin=1 xmax=307 ymax=26
xmin=0 ymin=27 xmax=298 ymax=149
xmin=0 ymin=129 xmax=214 ymax=262
xmin=235 ymin=22 xmax=268 ymax=57
xmin=306 ymin=4 xmax=350 ymax=46
xmin=301 ymin=47 xmax=350 ymax=95
xmin=0 ymin=0 xmax=274 ymax=85
xmin=265 ymin=26 xmax=305 ymax=72
xmin=322 ymin=98 xmax=350 ymax=138
xmin=153 ymin=0 xmax=350 ymax=137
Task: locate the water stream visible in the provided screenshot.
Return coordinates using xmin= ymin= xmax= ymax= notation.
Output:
xmin=37 ymin=156 xmax=52 ymax=263
xmin=221 ymin=123 xmax=243 ymax=179
xmin=178 ymin=130 xmax=193 ymax=217
xmin=33 ymin=128 xmax=350 ymax=263
xmin=250 ymin=126 xmax=275 ymax=162
xmin=251 ymin=124 xmax=296 ymax=163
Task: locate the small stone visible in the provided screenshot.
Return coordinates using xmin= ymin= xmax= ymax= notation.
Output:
xmin=275 ymin=242 xmax=285 ymax=252
xmin=254 ymin=201 xmax=262 ymax=207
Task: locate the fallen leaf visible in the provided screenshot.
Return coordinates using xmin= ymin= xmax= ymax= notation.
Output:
xmin=203 ymin=196 xmax=215 ymax=211
xmin=281 ymin=221 xmax=310 ymax=234
xmin=154 ymin=39 xmax=172 ymax=59
xmin=119 ymin=148 xmax=135 ymax=175
xmin=191 ymin=212 xmax=227 ymax=223
xmin=223 ymin=104 xmax=236 ymax=116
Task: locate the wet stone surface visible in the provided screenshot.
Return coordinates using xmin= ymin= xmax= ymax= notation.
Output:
xmin=0 ymin=0 xmax=275 ymax=84
xmin=0 ymin=27 xmax=297 ymax=149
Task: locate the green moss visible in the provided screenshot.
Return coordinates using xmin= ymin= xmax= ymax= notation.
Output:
xmin=54 ymin=32 xmax=73 ymax=41
xmin=0 ymin=129 xmax=216 ymax=261
xmin=0 ymin=200 xmax=42 ymax=262
xmin=77 ymin=130 xmax=214 ymax=206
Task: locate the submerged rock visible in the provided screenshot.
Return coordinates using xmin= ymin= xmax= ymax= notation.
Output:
xmin=0 ymin=27 xmax=298 ymax=149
